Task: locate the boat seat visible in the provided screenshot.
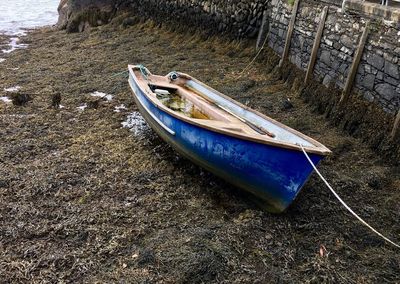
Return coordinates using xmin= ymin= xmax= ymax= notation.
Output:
xmin=141 ymin=76 xmax=269 ymax=136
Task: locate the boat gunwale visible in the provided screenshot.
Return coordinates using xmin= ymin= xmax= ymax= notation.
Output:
xmin=128 ymin=65 xmax=331 ymax=156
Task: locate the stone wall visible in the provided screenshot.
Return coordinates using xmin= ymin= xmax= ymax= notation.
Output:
xmin=59 ymin=0 xmax=400 ymax=114
xmin=119 ymin=0 xmax=270 ymax=38
xmin=268 ymin=0 xmax=400 ymax=114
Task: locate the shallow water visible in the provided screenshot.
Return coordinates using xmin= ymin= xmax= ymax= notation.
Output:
xmin=156 ymin=92 xmax=209 ymax=119
xmin=1 ymin=37 xmax=28 ymax=53
xmin=0 ymin=0 xmax=58 ymax=35
xmin=0 ymin=1 xmax=58 ymax=62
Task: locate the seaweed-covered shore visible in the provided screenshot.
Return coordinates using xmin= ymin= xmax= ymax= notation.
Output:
xmin=0 ymin=22 xmax=399 ymax=283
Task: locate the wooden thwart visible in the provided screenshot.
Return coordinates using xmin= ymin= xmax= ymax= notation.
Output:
xmin=279 ymin=0 xmax=300 ymax=67
xmin=340 ymin=21 xmax=370 ymax=104
xmin=305 ymin=6 xmax=329 ymax=84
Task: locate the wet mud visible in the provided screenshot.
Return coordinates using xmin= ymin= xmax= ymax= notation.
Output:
xmin=0 ymin=22 xmax=399 ymax=283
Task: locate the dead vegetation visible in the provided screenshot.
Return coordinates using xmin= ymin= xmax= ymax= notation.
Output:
xmin=0 ymin=21 xmax=399 ymax=283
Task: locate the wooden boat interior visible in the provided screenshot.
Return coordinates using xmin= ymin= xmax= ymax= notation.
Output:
xmin=130 ymin=66 xmax=331 ymax=154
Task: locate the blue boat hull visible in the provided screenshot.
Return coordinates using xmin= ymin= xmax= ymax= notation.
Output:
xmin=129 ymin=75 xmax=324 ymax=213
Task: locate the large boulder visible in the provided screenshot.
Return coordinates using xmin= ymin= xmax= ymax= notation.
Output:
xmin=57 ymin=0 xmax=69 ymax=29
xmin=57 ymin=0 xmax=119 ymax=32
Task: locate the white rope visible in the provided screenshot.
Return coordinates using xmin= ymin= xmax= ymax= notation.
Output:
xmin=238 ymin=0 xmax=283 ymax=77
xmin=238 ymin=34 xmax=269 ymax=77
xmin=300 ymin=145 xmax=400 ymax=249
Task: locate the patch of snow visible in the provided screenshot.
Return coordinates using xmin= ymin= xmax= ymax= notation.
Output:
xmin=122 ymin=111 xmax=149 ymax=136
xmin=2 ymin=37 xmax=28 ymax=54
xmin=0 ymin=96 xmax=12 ymax=103
xmin=77 ymin=103 xmax=87 ymax=111
xmin=90 ymin=91 xmax=113 ymax=101
xmin=7 ymin=67 xmax=19 ymax=70
xmin=4 ymin=85 xmax=21 ymax=92
xmin=114 ymin=104 xmax=127 ymax=112
xmin=59 ymin=104 xmax=65 ymax=109
xmin=0 ymin=58 xmax=5 ymax=63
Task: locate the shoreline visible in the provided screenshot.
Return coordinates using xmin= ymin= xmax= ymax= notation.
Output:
xmin=0 ymin=30 xmax=29 ymax=64
xmin=0 ymin=22 xmax=399 ymax=282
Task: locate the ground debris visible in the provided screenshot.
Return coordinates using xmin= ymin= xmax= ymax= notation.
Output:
xmin=0 ymin=22 xmax=398 ymax=283
xmin=10 ymin=92 xmax=32 ymax=106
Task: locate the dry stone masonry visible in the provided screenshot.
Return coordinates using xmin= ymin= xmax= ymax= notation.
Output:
xmin=268 ymin=0 xmax=400 ymax=114
xmin=58 ymin=0 xmax=400 ymax=114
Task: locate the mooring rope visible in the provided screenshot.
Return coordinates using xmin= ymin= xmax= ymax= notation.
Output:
xmin=238 ymin=34 xmax=269 ymax=77
xmin=238 ymin=1 xmax=283 ymax=77
xmin=110 ymin=70 xmax=128 ymax=78
xmin=138 ymin=64 xmax=149 ymax=79
xmin=300 ymin=145 xmax=400 ymax=249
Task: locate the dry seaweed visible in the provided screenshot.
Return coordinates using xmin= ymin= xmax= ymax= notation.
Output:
xmin=0 ymin=22 xmax=399 ymax=283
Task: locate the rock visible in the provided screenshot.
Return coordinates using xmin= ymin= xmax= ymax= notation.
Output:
xmin=86 ymin=98 xmax=102 ymax=109
xmin=375 ymin=83 xmax=395 ymax=100
xmin=340 ymin=46 xmax=352 ymax=55
xmin=366 ymin=54 xmax=384 ymax=70
xmin=384 ymin=61 xmax=399 ymax=79
xmin=11 ymin=93 xmax=32 ymax=106
xmin=281 ymin=98 xmax=293 ymax=110
xmin=137 ymin=248 xmax=156 ymax=266
xmin=361 ymin=73 xmax=375 ymax=90
xmin=122 ymin=17 xmax=138 ymax=28
xmin=384 ymin=75 xmax=398 ymax=86
xmin=323 ymin=74 xmax=332 ymax=86
xmin=377 ymin=71 xmax=384 ymax=80
xmin=320 ymin=50 xmax=331 ymax=65
xmin=333 ymin=41 xmax=341 ymax=50
xmin=325 ymin=38 xmax=333 ymax=46
xmin=363 ymin=92 xmax=375 ymax=102
xmin=0 ymin=180 xmax=8 ymax=188
xmin=340 ymin=34 xmax=353 ymax=48
xmin=51 ymin=93 xmax=62 ymax=108
xmin=339 ymin=63 xmax=349 ymax=73
xmin=299 ymin=36 xmax=305 ymax=49
xmin=57 ymin=0 xmax=69 ymax=29
xmin=57 ymin=0 xmax=117 ymax=32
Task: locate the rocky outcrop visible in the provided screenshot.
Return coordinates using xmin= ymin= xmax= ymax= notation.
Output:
xmin=57 ymin=0 xmax=270 ymax=37
xmin=57 ymin=0 xmax=118 ymax=32
xmin=57 ymin=0 xmax=69 ymax=29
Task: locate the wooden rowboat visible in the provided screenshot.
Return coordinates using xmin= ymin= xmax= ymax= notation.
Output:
xmin=128 ymin=65 xmax=331 ymax=213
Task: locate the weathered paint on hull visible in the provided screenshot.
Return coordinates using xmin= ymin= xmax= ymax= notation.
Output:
xmin=129 ymin=75 xmax=324 ymax=213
